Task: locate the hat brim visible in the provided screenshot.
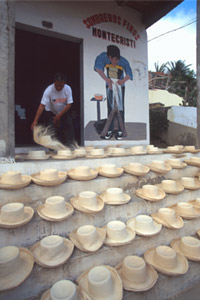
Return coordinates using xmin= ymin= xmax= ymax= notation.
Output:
xmin=136 ymin=188 xmax=166 ymax=202
xmin=70 ymin=196 xmax=104 ymax=214
xmin=0 ymin=248 xmax=34 ymax=291
xmin=30 ymin=238 xmax=74 ymax=268
xmin=109 ymin=151 xmax=130 ymax=157
xmin=165 ymin=160 xmax=187 ymax=169
xmin=126 ymin=218 xmax=162 ymax=237
xmin=97 ymin=167 xmax=124 ymax=178
xmin=104 ymin=226 xmax=135 ymax=246
xmin=69 ymin=227 xmax=106 ymax=252
xmin=147 ymin=150 xmax=163 ymax=154
xmin=31 ymin=172 xmax=67 ymax=186
xmin=189 ymin=200 xmax=200 ymax=209
xmin=156 ymin=183 xmax=184 ymax=195
xmin=41 ymin=284 xmax=87 ymax=300
xmin=151 ymin=212 xmax=184 ymax=229
xmin=86 ymin=154 xmax=108 ymax=159
xmin=184 ymin=160 xmax=200 ymax=167
xmin=0 ymin=175 xmax=31 ymax=190
xmin=37 ymin=203 xmax=74 ymax=221
xmin=144 ymin=247 xmax=188 ymax=276
xmin=179 ymin=179 xmax=200 ymax=190
xmin=123 ymin=165 xmax=150 ymax=177
xmin=184 ymin=149 xmax=200 ymax=153
xmin=68 ymin=169 xmax=98 ymax=181
xmin=171 ymin=238 xmax=200 ymax=262
xmin=26 ymin=154 xmax=51 ymax=160
xmin=0 ymin=206 xmax=34 ymax=228
xmin=100 ymin=191 xmax=131 ymax=205
xmin=147 ymin=164 xmax=172 ymax=174
xmin=77 ymin=265 xmax=123 ymax=300
xmin=130 ymin=151 xmax=147 ymax=155
xmin=170 ymin=204 xmax=200 ymax=219
xmin=51 ymin=154 xmax=77 ymax=160
xmin=163 ymin=149 xmax=183 ymax=154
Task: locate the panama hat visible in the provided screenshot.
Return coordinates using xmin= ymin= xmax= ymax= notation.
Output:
xmin=27 ymin=150 xmax=50 ymax=160
xmin=0 ymin=171 xmax=31 ymax=190
xmin=126 ymin=215 xmax=162 ymax=237
xmin=51 ymin=149 xmax=77 ymax=160
xmin=0 ymin=246 xmax=34 ymax=291
xmin=0 ymin=202 xmax=34 ymax=228
xmin=157 ymin=180 xmax=184 ymax=194
xmin=147 ymin=146 xmax=163 ymax=154
xmin=184 ymin=156 xmax=200 ymax=167
xmin=37 ymin=196 xmax=74 ymax=222
xmin=86 ymin=148 xmax=108 ymax=158
xmin=136 ymin=184 xmax=166 ymax=202
xmin=130 ymin=146 xmax=147 ymax=155
xmin=144 ymin=245 xmax=188 ymax=276
xmin=97 ymin=164 xmax=124 ymax=178
xmin=68 ymin=166 xmax=98 ymax=181
xmin=69 ymin=225 xmax=106 ymax=252
xmin=115 ymin=255 xmax=158 ymax=292
xmin=104 ymin=220 xmax=135 ymax=246
xmin=73 ymin=148 xmax=86 ymax=157
xmin=109 ymin=147 xmax=129 ymax=156
xmin=41 ymin=279 xmax=86 ymax=300
xmin=77 ymin=265 xmax=123 ymax=300
xmin=184 ymin=146 xmax=200 ymax=153
xmin=165 ymin=158 xmax=187 ymax=169
xmin=30 ymin=235 xmax=74 ymax=268
xmin=170 ymin=202 xmax=200 ymax=219
xmin=189 ymin=198 xmax=200 ymax=209
xmin=31 ymin=169 xmax=67 ymax=186
xmin=179 ymin=177 xmax=200 ymax=190
xmin=70 ymin=191 xmax=104 ymax=214
xmin=147 ymin=160 xmax=171 ymax=174
xmin=151 ymin=207 xmax=184 ymax=229
xmin=100 ymin=187 xmax=131 ymax=205
xmin=171 ymin=236 xmax=200 ymax=261
xmin=164 ymin=146 xmax=183 ymax=154
xmin=123 ymin=162 xmax=150 ymax=176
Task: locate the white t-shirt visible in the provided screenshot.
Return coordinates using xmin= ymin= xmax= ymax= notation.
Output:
xmin=41 ymin=83 xmax=73 ymax=114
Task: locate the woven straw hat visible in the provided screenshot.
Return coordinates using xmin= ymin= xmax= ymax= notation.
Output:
xmin=144 ymin=245 xmax=189 ymax=276
xmin=136 ymin=184 xmax=166 ymax=202
xmin=166 ymin=158 xmax=187 ymax=169
xmin=109 ymin=147 xmax=129 ymax=156
xmin=68 ymin=166 xmax=98 ymax=181
xmin=130 ymin=146 xmax=147 ymax=155
xmin=189 ymin=198 xmax=200 ymax=209
xmin=164 ymin=146 xmax=183 ymax=154
xmin=0 ymin=202 xmax=34 ymax=228
xmin=170 ymin=202 xmax=200 ymax=219
xmin=100 ymin=187 xmax=131 ymax=205
xmin=27 ymin=150 xmax=50 ymax=160
xmin=151 ymin=207 xmax=184 ymax=229
xmin=37 ymin=196 xmax=74 ymax=221
xmin=126 ymin=215 xmax=162 ymax=237
xmin=0 ymin=246 xmax=34 ymax=291
xmin=147 ymin=160 xmax=171 ymax=174
xmin=86 ymin=148 xmax=108 ymax=158
xmin=70 ymin=191 xmax=104 ymax=214
xmin=69 ymin=225 xmax=106 ymax=252
xmin=115 ymin=255 xmax=158 ymax=291
xmin=30 ymin=235 xmax=74 ymax=268
xmin=51 ymin=149 xmax=77 ymax=160
xmin=77 ymin=265 xmax=123 ymax=300
xmin=0 ymin=171 xmax=31 ymax=190
xmin=104 ymin=220 xmax=135 ymax=246
xmin=171 ymin=236 xmax=200 ymax=261
xmin=179 ymin=177 xmax=200 ymax=190
xmin=157 ymin=180 xmax=184 ymax=194
xmin=184 ymin=156 xmax=200 ymax=167
xmin=184 ymin=146 xmax=200 ymax=153
xmin=97 ymin=164 xmax=124 ymax=178
xmin=147 ymin=146 xmax=163 ymax=154
xmin=73 ymin=148 xmax=86 ymax=157
xmin=123 ymin=162 xmax=150 ymax=176
xmin=31 ymin=169 xmax=67 ymax=186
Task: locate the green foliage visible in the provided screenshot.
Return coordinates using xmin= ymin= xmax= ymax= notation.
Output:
xmin=150 ymin=108 xmax=169 ymax=138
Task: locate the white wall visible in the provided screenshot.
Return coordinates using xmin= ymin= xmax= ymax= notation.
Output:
xmin=168 ymin=106 xmax=197 ymax=128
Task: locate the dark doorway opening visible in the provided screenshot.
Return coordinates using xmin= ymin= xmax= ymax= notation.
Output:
xmin=15 ymin=28 xmax=81 ymax=146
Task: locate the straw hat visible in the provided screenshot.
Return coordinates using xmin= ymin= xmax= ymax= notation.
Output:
xmin=100 ymin=187 xmax=131 ymax=205
xmin=130 ymin=146 xmax=147 ymax=155
xmin=175 ymin=145 xmax=184 ymax=150
xmin=184 ymin=145 xmax=200 ymax=153
xmin=86 ymin=148 xmax=108 ymax=158
xmin=147 ymin=160 xmax=171 ymax=174
xmin=73 ymin=148 xmax=86 ymax=157
xmin=170 ymin=202 xmax=200 ymax=219
xmin=126 ymin=215 xmax=162 ymax=237
xmin=179 ymin=177 xmax=200 ymax=190
xmin=189 ymin=198 xmax=200 ymax=209
xmin=164 ymin=146 xmax=183 ymax=154
xmin=109 ymin=147 xmax=129 ymax=156
xmin=136 ymin=184 xmax=166 ymax=202
xmin=184 ymin=156 xmax=200 ymax=167
xmin=104 ymin=220 xmax=135 ymax=246
xmin=0 ymin=202 xmax=34 ymax=228
xmin=41 ymin=279 xmax=86 ymax=300
xmin=115 ymin=255 xmax=158 ymax=292
xmin=97 ymin=164 xmax=124 ymax=178
xmin=157 ymin=180 xmax=184 ymax=194
xmin=171 ymin=236 xmax=200 ymax=261
xmin=147 ymin=146 xmax=163 ymax=154
xmin=144 ymin=245 xmax=188 ymax=276
xmin=0 ymin=171 xmax=31 ymax=190
xmin=31 ymin=169 xmax=67 ymax=186
xmin=151 ymin=207 xmax=184 ymax=229
xmin=68 ymin=166 xmax=98 ymax=181
xmin=30 ymin=235 xmax=74 ymax=268
xmin=77 ymin=265 xmax=123 ymax=300
xmin=37 ymin=196 xmax=74 ymax=222
xmin=51 ymin=149 xmax=77 ymax=160
xmin=70 ymin=191 xmax=104 ymax=214
xmin=27 ymin=150 xmax=50 ymax=160
xmin=123 ymin=162 xmax=150 ymax=176
xmin=0 ymin=246 xmax=34 ymax=291
xmin=165 ymin=158 xmax=187 ymax=169
xmin=69 ymin=225 xmax=106 ymax=252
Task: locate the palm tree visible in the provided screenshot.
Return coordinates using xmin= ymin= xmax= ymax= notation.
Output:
xmin=154 ymin=62 xmax=168 ymax=73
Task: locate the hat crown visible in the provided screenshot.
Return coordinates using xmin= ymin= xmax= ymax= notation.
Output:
xmin=106 ymin=188 xmax=124 ymax=202
xmin=142 ymin=185 xmax=159 ymax=197
xmin=1 ymin=171 xmax=22 ymax=184
xmin=40 ymin=169 xmax=59 ymax=181
xmin=88 ymin=266 xmax=113 ymax=298
xmin=101 ymin=164 xmax=117 ymax=173
xmin=112 ymin=147 xmax=125 ymax=154
xmin=74 ymin=166 xmax=90 ymax=176
xmin=122 ymin=256 xmax=147 ymax=283
xmin=155 ymin=246 xmax=178 ymax=269
xmin=190 ymin=156 xmax=200 ymax=162
xmin=146 ymin=145 xmax=154 ymax=150
xmin=79 ymin=191 xmax=98 ymax=209
xmin=168 ymin=159 xmax=182 ymax=166
xmin=90 ymin=148 xmax=104 ymax=156
xmin=107 ymin=220 xmax=127 ymax=241
xmin=130 ymin=146 xmax=144 ymax=153
xmin=74 ymin=148 xmax=86 ymax=155
xmin=181 ymin=177 xmax=195 ymax=187
xmin=158 ymin=208 xmax=177 ymax=223
xmin=184 ymin=145 xmax=195 ymax=151
xmin=167 ymin=146 xmax=179 ymax=151
xmin=40 ymin=235 xmax=64 ymax=260
xmin=177 ymin=202 xmax=194 ymax=214
xmin=1 ymin=202 xmax=25 ymax=223
xmin=77 ymin=225 xmax=97 ymax=247
xmin=0 ymin=246 xmax=20 ymax=276
xmin=162 ymin=180 xmax=177 ymax=190
xmin=175 ymin=145 xmax=184 ymax=150
xmin=128 ymin=162 xmax=143 ymax=171
xmin=28 ymin=150 xmax=46 ymax=158
xmin=45 ymin=196 xmax=66 ymax=214
xmin=57 ymin=149 xmax=72 ymax=156
xmin=180 ymin=236 xmax=200 ymax=256
xmin=50 ymin=280 xmax=77 ymax=300
xmin=135 ymin=215 xmax=155 ymax=232
xmin=152 ymin=160 xmax=165 ymax=169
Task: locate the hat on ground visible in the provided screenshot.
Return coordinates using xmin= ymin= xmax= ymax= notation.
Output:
xmin=157 ymin=180 xmax=184 ymax=194
xmin=73 ymin=148 xmax=86 ymax=157
xmin=189 ymin=198 xmax=200 ymax=209
xmin=151 ymin=207 xmax=184 ymax=229
xmin=184 ymin=146 xmax=200 ymax=153
xmin=165 ymin=158 xmax=187 ymax=169
xmin=104 ymin=220 xmax=135 ymax=246
xmin=109 ymin=147 xmax=129 ymax=156
xmin=51 ymin=149 xmax=77 ymax=160
xmin=0 ymin=246 xmax=34 ymax=291
xmin=97 ymin=164 xmax=124 ymax=178
xmin=147 ymin=146 xmax=163 ymax=154
xmin=136 ymin=184 xmax=166 ymax=202
xmin=179 ymin=177 xmax=200 ymax=190
xmin=130 ymin=146 xmax=147 ymax=155
xmin=144 ymin=245 xmax=189 ymax=276
xmin=100 ymin=187 xmax=131 ymax=205
xmin=86 ymin=148 xmax=108 ymax=158
xmin=164 ymin=146 xmax=183 ymax=154
xmin=68 ymin=166 xmax=98 ymax=181
xmin=184 ymin=156 xmax=200 ymax=167
xmin=170 ymin=202 xmax=200 ymax=219
xmin=147 ymin=160 xmax=171 ymax=174
xmin=37 ymin=196 xmax=74 ymax=222
xmin=0 ymin=202 xmax=34 ymax=228
xmin=30 ymin=235 xmax=74 ymax=268
xmin=77 ymin=265 xmax=123 ymax=300
xmin=31 ymin=169 xmax=67 ymax=186
xmin=69 ymin=225 xmax=106 ymax=252
xmin=123 ymin=162 xmax=150 ymax=176
xmin=70 ymin=191 xmax=104 ymax=214
xmin=0 ymin=171 xmax=31 ymax=190
xmin=27 ymin=150 xmax=50 ymax=160
xmin=115 ymin=255 xmax=158 ymax=292
xmin=171 ymin=236 xmax=200 ymax=262
xmin=126 ymin=215 xmax=162 ymax=237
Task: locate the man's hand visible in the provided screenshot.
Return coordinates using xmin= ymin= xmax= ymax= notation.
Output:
xmin=53 ymin=114 xmax=61 ymax=127
xmin=106 ymin=78 xmax=113 ymax=89
xmin=117 ymin=79 xmax=125 ymax=86
xmin=31 ymin=120 xmax=38 ymax=131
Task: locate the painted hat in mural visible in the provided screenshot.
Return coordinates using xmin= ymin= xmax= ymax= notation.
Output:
xmin=97 ymin=164 xmax=124 ymax=178
xmin=123 ymin=162 xmax=150 ymax=176
xmin=115 ymin=255 xmax=158 ymax=292
xmin=0 ymin=171 xmax=31 ymax=189
xmin=130 ymin=146 xmax=147 ymax=155
xmin=86 ymin=148 xmax=108 ymax=158
xmin=157 ymin=179 xmax=184 ymax=194
xmin=136 ymin=184 xmax=166 ymax=202
xmin=77 ymin=265 xmax=123 ymax=300
xmin=51 ymin=149 xmax=77 ymax=160
xmin=151 ymin=207 xmax=184 ymax=229
xmin=27 ymin=150 xmax=50 ymax=160
xmin=70 ymin=191 xmax=104 ymax=214
xmin=170 ymin=202 xmax=200 ymax=219
xmin=126 ymin=215 xmax=162 ymax=237
xmin=147 ymin=160 xmax=171 ymax=174
xmin=184 ymin=156 xmax=200 ymax=167
xmin=31 ymin=169 xmax=67 ymax=186
xmin=104 ymin=220 xmax=135 ymax=246
xmin=171 ymin=236 xmax=200 ymax=261
xmin=100 ymin=187 xmax=131 ymax=205
xmin=179 ymin=177 xmax=200 ymax=190
xmin=68 ymin=166 xmax=98 ymax=181
xmin=165 ymin=158 xmax=187 ymax=169
xmin=164 ymin=146 xmax=183 ymax=154
xmin=73 ymin=148 xmax=87 ymax=157
xmin=0 ymin=246 xmax=34 ymax=291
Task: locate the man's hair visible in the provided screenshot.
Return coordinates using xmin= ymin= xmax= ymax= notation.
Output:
xmin=107 ymin=45 xmax=120 ymax=59
xmin=54 ymin=72 xmax=66 ymax=82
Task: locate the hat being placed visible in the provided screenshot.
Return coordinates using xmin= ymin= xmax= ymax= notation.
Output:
xmin=180 ymin=177 xmax=200 ymax=190
xmin=77 ymin=265 xmax=123 ymax=300
xmin=27 ymin=150 xmax=50 ymax=160
xmin=170 ymin=202 xmax=200 ymax=219
xmin=147 ymin=160 xmax=171 ymax=174
xmin=51 ymin=149 xmax=77 ymax=160
xmin=171 ymin=236 xmax=200 ymax=261
xmin=97 ymin=164 xmax=124 ymax=178
xmin=126 ymin=215 xmax=162 ymax=237
xmin=184 ymin=145 xmax=200 ymax=153
xmin=166 ymin=158 xmax=187 ymax=169
xmin=69 ymin=224 xmax=106 ymax=252
xmin=86 ymin=148 xmax=108 ymax=158
xmin=123 ymin=162 xmax=150 ymax=177
xmin=115 ymin=255 xmax=158 ymax=292
xmin=151 ymin=207 xmax=184 ymax=229
xmin=0 ymin=246 xmax=34 ymax=291
xmin=73 ymin=148 xmax=86 ymax=157
xmin=136 ymin=184 xmax=166 ymax=202
xmin=68 ymin=166 xmax=98 ymax=181
xmin=0 ymin=202 xmax=34 ymax=228
xmin=70 ymin=191 xmax=104 ymax=214
xmin=37 ymin=196 xmax=74 ymax=222
xmin=100 ymin=187 xmax=131 ymax=205
xmin=130 ymin=146 xmax=147 ymax=155
xmin=104 ymin=220 xmax=135 ymax=246
xmin=164 ymin=146 xmax=183 ymax=154
xmin=31 ymin=169 xmax=67 ymax=186
xmin=144 ymin=245 xmax=189 ymax=276
xmin=184 ymin=156 xmax=200 ymax=167
xmin=30 ymin=235 xmax=74 ymax=268
xmin=0 ymin=171 xmax=31 ymax=190
xmin=158 ymin=180 xmax=184 ymax=194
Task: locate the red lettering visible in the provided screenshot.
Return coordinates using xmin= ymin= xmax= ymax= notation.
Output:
xmin=117 ymin=16 xmax=121 ymax=25
xmin=107 ymin=13 xmax=112 ymax=22
xmin=83 ymin=19 xmax=90 ymax=29
xmin=135 ymin=34 xmax=140 ymax=40
xmin=103 ymin=13 xmax=109 ymax=22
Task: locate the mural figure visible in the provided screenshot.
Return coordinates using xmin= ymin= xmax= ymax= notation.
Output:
xmin=94 ymin=45 xmax=133 ymax=140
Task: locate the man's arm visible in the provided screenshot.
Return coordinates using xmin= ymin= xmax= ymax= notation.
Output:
xmin=53 ymin=103 xmax=72 ymax=126
xmin=95 ymin=69 xmax=113 ymax=89
xmin=117 ymin=74 xmax=131 ymax=86
xmin=31 ymin=103 xmax=45 ymax=130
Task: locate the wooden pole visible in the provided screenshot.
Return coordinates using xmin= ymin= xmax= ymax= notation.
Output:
xmin=197 ymin=0 xmax=200 ymax=147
